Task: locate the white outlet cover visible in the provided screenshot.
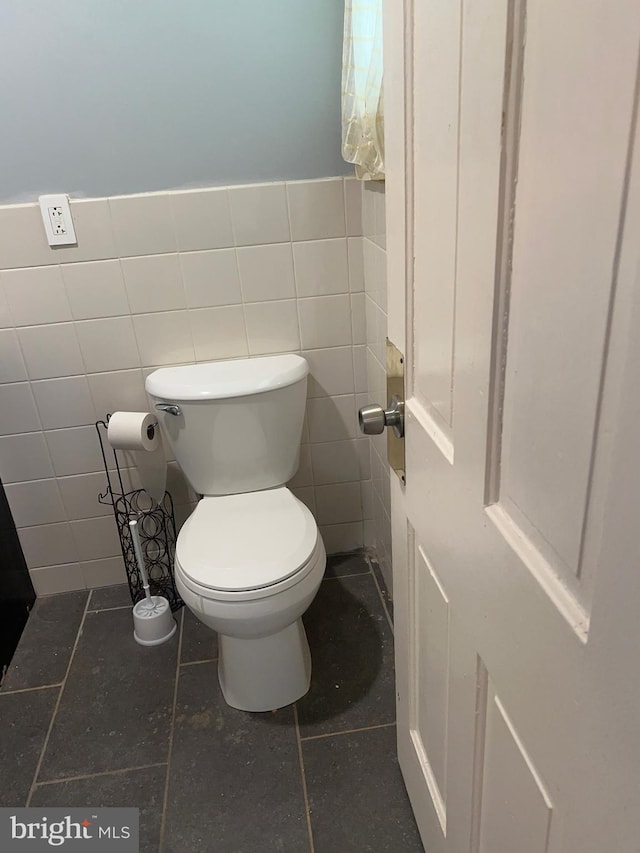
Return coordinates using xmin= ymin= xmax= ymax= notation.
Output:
xmin=38 ymin=194 xmax=77 ymax=247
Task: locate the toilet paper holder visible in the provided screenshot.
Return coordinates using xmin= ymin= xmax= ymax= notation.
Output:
xmin=95 ymin=416 xmax=183 ymax=613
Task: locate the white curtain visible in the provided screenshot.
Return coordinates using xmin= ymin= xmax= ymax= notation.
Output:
xmin=341 ymin=0 xmax=384 ymax=180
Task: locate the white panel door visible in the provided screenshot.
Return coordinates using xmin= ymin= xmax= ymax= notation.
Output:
xmin=383 ymin=1 xmax=640 ymax=851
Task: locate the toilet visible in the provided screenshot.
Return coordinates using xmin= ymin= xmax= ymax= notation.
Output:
xmin=145 ymin=354 xmax=326 ymax=712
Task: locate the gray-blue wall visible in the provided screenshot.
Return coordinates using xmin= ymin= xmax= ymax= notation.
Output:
xmin=0 ymin=0 xmax=349 ymax=202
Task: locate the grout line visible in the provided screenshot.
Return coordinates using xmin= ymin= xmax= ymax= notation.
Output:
xmin=293 ymin=704 xmax=315 ymax=853
xmin=158 ymin=607 xmax=184 ymax=853
xmin=179 ymin=657 xmax=217 ymax=668
xmin=26 ymin=591 xmax=92 ymax=806
xmin=86 ymin=604 xmax=132 ymax=614
xmin=1 ymin=682 xmax=63 ymax=697
xmin=300 ymin=721 xmax=396 ymax=743
xmin=366 ymin=555 xmax=394 ymax=635
xmin=33 ymin=762 xmax=168 ymax=789
xmin=321 ymin=571 xmax=371 ymax=581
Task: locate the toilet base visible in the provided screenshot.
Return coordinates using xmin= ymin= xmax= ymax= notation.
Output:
xmin=217 ymin=618 xmax=312 ymax=712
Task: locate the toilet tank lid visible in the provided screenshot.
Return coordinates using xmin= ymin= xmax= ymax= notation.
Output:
xmin=145 ymin=354 xmax=309 ymax=401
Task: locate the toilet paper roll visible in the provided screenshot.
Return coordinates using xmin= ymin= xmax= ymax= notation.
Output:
xmin=107 ymin=411 xmax=159 ymax=452
xmin=107 ymin=412 xmax=167 ymax=505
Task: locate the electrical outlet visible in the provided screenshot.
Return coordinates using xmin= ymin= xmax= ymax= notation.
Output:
xmin=39 ymin=194 xmax=77 ymax=246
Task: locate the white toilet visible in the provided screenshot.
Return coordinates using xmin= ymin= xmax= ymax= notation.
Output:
xmin=145 ymin=354 xmax=326 ymax=712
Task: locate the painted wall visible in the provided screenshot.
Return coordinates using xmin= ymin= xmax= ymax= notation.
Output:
xmin=0 ymin=0 xmax=349 ymax=202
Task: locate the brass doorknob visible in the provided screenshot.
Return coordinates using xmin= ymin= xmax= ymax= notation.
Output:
xmin=358 ymin=395 xmax=404 ymax=438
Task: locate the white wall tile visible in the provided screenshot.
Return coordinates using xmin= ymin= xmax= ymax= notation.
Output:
xmin=4 ymin=478 xmax=66 ymax=526
xmin=45 ymin=425 xmax=111 ymax=477
xmin=347 ymin=237 xmax=364 ymax=292
xmin=2 ymin=265 xmax=72 ymax=327
xmin=293 ymin=239 xmax=349 ymax=297
xmin=18 ymin=522 xmax=79 ymax=568
xmin=307 ymin=395 xmax=358 ymax=443
xmin=88 ymin=369 xmax=148 ymax=420
xmin=0 ymin=204 xmax=54 ymax=270
xmin=344 ymin=178 xmax=363 ymax=237
xmin=353 ymin=345 xmax=367 ymax=392
xmin=82 ymin=556 xmax=127 ymax=588
xmin=0 ymin=329 xmax=27 ymax=382
xmin=75 ymin=316 xmax=140 ymax=373
xmin=361 ymin=479 xmax=374 ymax=519
xmin=62 ymin=259 xmax=130 ymax=320
xmin=311 ymin=439 xmax=363 ymax=485
xmin=171 ymin=188 xmax=234 ymax=252
xmin=244 ymin=300 xmax=300 ymax=355
xmin=363 ymin=185 xmax=377 ymax=240
xmin=298 ymin=294 xmax=352 ymax=349
xmin=0 ymin=286 xmax=11 ymax=327
xmin=287 ymin=179 xmax=346 ymax=241
xmin=351 ymin=293 xmax=366 ymax=346
xmin=58 ymin=470 xmax=138 ymax=520
xmin=0 ymin=433 xmax=54 ymax=483
xmin=0 ymin=383 xmax=41 ymax=435
xmin=189 ymin=305 xmax=248 ymax=361
xmin=315 ymin=482 xmax=363 ymax=525
xmin=319 ymin=522 xmax=363 ymax=554
xmin=180 ymin=249 xmax=241 ymax=308
xmin=364 ymin=518 xmax=376 ymax=547
xmin=71 ymin=516 xmax=121 ymax=562
xmin=121 ymin=253 xmax=186 ymax=314
xmin=304 ymin=347 xmax=355 ymax=398
xmin=53 ymin=199 xmax=117 ymax=264
xmin=228 ymin=183 xmax=290 ymax=246
xmin=133 ymin=311 xmax=194 ymax=367
xmin=32 ymin=375 xmax=95 ymax=429
xmin=109 ymin=193 xmax=177 ymax=257
xmin=17 ymin=323 xmax=84 ymax=380
xmin=30 ymin=563 xmax=86 ymax=595
xmin=237 ymin=243 xmax=295 ymax=302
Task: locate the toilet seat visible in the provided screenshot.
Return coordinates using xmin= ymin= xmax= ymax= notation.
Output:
xmin=176 ymin=487 xmax=319 ymax=598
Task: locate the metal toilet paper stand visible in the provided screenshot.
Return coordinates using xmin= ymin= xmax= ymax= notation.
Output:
xmin=95 ymin=417 xmax=183 ymax=613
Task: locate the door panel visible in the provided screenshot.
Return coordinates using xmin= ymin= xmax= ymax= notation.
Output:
xmin=386 ymin=0 xmax=640 ymax=850
xmin=478 ymin=689 xmax=554 ymax=853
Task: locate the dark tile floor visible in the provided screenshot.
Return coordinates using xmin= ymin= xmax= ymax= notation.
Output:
xmin=0 ymin=552 xmax=423 ymax=853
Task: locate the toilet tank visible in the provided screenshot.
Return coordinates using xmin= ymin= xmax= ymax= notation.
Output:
xmin=145 ymin=355 xmax=309 ymax=496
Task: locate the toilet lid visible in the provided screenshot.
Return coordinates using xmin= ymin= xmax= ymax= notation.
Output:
xmin=176 ymin=488 xmax=318 ymax=592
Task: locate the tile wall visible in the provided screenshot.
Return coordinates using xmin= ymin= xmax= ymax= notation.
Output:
xmin=362 ymin=184 xmax=392 ymax=592
xmin=0 ymin=178 xmax=373 ymax=594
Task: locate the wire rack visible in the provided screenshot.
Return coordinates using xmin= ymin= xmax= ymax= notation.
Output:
xmin=95 ymin=418 xmax=183 ymax=612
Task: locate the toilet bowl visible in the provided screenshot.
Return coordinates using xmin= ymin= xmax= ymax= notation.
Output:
xmin=174 ymin=488 xmax=326 ymax=711
xmin=146 ymin=354 xmax=326 ymax=712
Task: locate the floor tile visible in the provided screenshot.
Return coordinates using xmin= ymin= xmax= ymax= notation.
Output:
xmin=297 ymin=573 xmax=395 ymax=737
xmin=163 ymin=662 xmax=309 ymax=853
xmin=303 ymin=726 xmax=423 ymax=852
xmin=31 ymin=765 xmax=166 ymax=853
xmin=38 ymin=607 xmax=178 ymax=781
xmin=88 ymin=583 xmax=133 ymax=611
xmin=324 ymin=552 xmax=371 ymax=578
xmin=0 ymin=686 xmax=59 ymax=806
xmin=2 ymin=590 xmax=88 ymax=690
xmin=180 ymin=607 xmax=218 ymax=664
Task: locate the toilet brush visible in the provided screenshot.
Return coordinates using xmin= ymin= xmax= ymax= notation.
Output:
xmin=129 ymin=518 xmax=177 ymax=646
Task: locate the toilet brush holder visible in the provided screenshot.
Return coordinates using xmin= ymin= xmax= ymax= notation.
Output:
xmin=132 ymin=595 xmax=176 ymax=646
xmin=130 ymin=519 xmax=176 ymax=646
